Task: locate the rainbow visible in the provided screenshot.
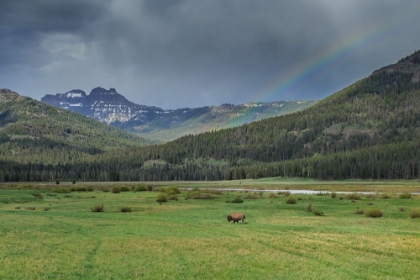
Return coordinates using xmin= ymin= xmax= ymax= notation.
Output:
xmin=254 ymin=10 xmax=416 ymax=103
xmin=221 ymin=10 xmax=418 ymax=130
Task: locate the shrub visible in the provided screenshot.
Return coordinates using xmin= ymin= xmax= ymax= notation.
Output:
xmin=75 ymin=186 xmax=87 ymax=192
xmin=355 ymin=207 xmax=364 ymax=215
xmin=410 ymin=209 xmax=420 ymax=218
xmin=157 ymin=194 xmax=168 ymax=203
xmin=331 ymin=192 xmax=337 ymax=198
xmin=347 ymin=193 xmax=361 ymax=200
xmin=399 ymin=192 xmax=412 ymax=199
xmin=91 ymin=204 xmax=104 ymax=212
xmin=112 ymin=187 xmax=121 ymax=193
xmin=367 ymin=202 xmax=375 ymax=205
xmin=307 ymin=203 xmax=312 ymax=212
xmin=365 ymin=194 xmax=377 ymax=200
xmin=87 ymin=186 xmax=93 ymax=192
xmin=316 ymin=192 xmax=327 ymax=196
xmin=169 ymin=194 xmax=179 ymax=201
xmin=72 ymin=179 xmax=76 ymax=184
xmin=268 ymin=193 xmax=280 ymax=199
xmin=381 ymin=193 xmax=392 ymax=199
xmin=120 ymin=186 xmax=130 ymax=192
xmin=209 ymin=190 xmax=222 ymax=195
xmin=135 ymin=184 xmax=147 ymax=192
xmin=245 ymin=193 xmax=258 ymax=199
xmin=192 ymin=193 xmax=216 ymax=199
xmin=365 ymin=208 xmax=383 ymax=218
xmin=147 ymin=185 xmax=153 ymax=191
xmin=32 ymin=193 xmax=43 ymax=199
xmin=282 ymin=191 xmax=291 ymax=197
xmin=286 ymin=197 xmax=297 ymax=204
xmin=56 ymin=180 xmax=60 ymax=185
xmin=102 ymin=188 xmax=110 ymax=192
xmin=399 ymin=207 xmax=405 ymax=212
xmin=53 ymin=188 xmax=71 ymax=193
xmin=120 ymin=206 xmax=132 ymax=213
xmin=313 ymin=210 xmax=324 ymax=216
xmin=166 ymin=186 xmax=181 ymax=195
xmin=231 ymin=196 xmax=244 ymax=203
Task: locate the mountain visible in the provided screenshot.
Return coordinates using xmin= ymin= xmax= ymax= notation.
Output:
xmin=0 ymin=89 xmax=149 ymax=167
xmin=3 ymin=49 xmax=420 ymax=182
xmin=41 ymin=87 xmax=162 ymax=125
xmin=41 ymin=88 xmax=318 ymax=142
xmin=86 ymin=49 xmax=420 ymax=181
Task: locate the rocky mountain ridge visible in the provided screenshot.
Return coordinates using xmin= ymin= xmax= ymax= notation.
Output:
xmin=41 ymin=87 xmax=318 ymax=142
xmin=41 ymin=87 xmax=162 ymax=125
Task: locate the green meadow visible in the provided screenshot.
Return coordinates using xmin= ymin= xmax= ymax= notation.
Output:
xmin=1 ymin=182 xmax=420 ymax=279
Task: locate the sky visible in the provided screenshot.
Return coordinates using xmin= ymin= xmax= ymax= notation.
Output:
xmin=1 ymin=0 xmax=420 ymax=109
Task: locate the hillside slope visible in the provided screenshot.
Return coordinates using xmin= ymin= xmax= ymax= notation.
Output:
xmin=0 ymin=89 xmax=149 ymax=166
xmin=123 ymin=100 xmax=318 ymax=142
xmin=92 ymin=50 xmax=420 ymax=181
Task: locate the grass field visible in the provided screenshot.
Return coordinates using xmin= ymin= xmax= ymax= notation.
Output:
xmin=1 ymin=181 xmax=420 ymax=279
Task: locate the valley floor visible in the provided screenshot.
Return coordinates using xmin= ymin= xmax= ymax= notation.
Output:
xmin=1 ymin=181 xmax=420 ymax=279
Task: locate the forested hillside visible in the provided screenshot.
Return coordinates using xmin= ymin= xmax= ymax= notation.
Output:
xmin=120 ymin=100 xmax=318 ymax=142
xmin=2 ymin=50 xmax=420 ymax=182
xmin=0 ymin=89 xmax=148 ymax=171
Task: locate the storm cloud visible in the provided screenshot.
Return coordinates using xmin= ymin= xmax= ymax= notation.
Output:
xmin=1 ymin=0 xmax=420 ymax=109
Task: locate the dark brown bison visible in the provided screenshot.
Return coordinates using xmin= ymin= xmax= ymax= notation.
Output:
xmin=227 ymin=212 xmax=246 ymax=223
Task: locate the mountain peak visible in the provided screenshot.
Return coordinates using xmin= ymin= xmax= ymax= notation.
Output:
xmin=0 ymin=88 xmax=24 ymax=102
xmin=90 ymin=87 xmax=118 ymax=96
xmin=372 ymin=49 xmax=420 ymax=80
xmin=41 ymin=87 xmax=153 ymax=125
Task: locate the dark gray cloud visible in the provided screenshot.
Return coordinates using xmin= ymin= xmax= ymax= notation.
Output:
xmin=1 ymin=0 xmax=420 ymax=109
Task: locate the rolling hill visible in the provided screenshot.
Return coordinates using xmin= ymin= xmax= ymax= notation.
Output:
xmin=0 ymin=89 xmax=149 ymax=167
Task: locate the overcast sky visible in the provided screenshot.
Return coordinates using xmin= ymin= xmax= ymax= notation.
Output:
xmin=1 ymin=0 xmax=420 ymax=109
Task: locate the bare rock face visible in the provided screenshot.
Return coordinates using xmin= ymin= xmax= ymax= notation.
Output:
xmin=41 ymin=87 xmax=161 ymax=125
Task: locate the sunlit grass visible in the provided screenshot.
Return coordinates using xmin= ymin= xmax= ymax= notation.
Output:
xmin=0 ymin=186 xmax=420 ymax=279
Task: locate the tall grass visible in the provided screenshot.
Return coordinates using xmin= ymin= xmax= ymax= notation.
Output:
xmin=365 ymin=208 xmax=383 ymax=218
xmin=91 ymin=204 xmax=104 ymax=212
xmin=410 ymin=209 xmax=420 ymax=218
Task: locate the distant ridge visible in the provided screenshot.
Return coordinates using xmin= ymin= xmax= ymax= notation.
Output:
xmin=41 ymin=88 xmax=318 ymax=142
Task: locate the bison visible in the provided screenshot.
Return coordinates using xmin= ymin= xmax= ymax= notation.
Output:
xmin=227 ymin=212 xmax=246 ymax=223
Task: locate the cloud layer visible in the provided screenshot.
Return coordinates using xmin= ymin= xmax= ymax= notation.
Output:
xmin=1 ymin=0 xmax=420 ymax=109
